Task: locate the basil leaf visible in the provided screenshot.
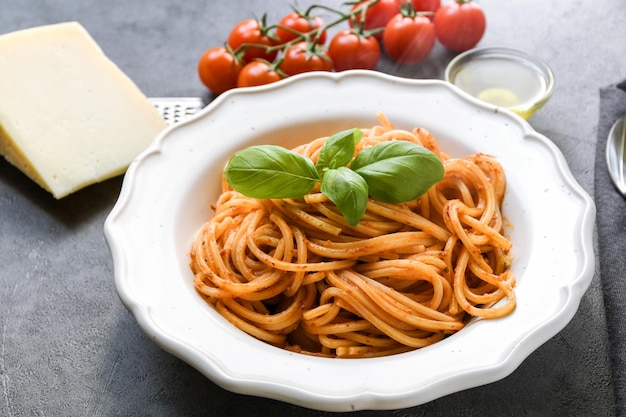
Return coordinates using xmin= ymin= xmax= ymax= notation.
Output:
xmin=224 ymin=145 xmax=320 ymax=199
xmin=351 ymin=141 xmax=444 ymax=203
xmin=320 ymin=167 xmax=369 ymax=226
xmin=316 ymin=128 xmax=363 ymax=174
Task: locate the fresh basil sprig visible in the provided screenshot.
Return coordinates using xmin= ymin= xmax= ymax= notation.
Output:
xmin=224 ymin=128 xmax=444 ymax=226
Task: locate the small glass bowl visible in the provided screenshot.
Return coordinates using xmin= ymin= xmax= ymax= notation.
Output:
xmin=445 ymin=46 xmax=555 ymax=119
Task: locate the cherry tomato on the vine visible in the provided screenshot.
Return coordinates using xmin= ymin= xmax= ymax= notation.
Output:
xmin=197 ymin=46 xmax=243 ymax=95
xmin=383 ymin=13 xmax=435 ymax=64
xmin=237 ymin=61 xmax=283 ymax=88
xmin=227 ymin=18 xmax=277 ymax=63
xmin=279 ymin=42 xmax=333 ymax=76
xmin=275 ymin=12 xmax=327 ymax=45
xmin=411 ymin=0 xmax=441 ymax=20
xmin=328 ymin=30 xmax=380 ymax=71
xmin=350 ymin=0 xmax=401 ymax=39
xmin=434 ymin=0 xmax=486 ymax=52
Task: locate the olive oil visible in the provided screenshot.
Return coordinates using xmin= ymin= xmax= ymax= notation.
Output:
xmin=449 ymin=56 xmax=550 ymax=119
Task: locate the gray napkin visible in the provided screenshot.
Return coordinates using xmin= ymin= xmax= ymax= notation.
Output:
xmin=595 ymin=79 xmax=626 ymax=416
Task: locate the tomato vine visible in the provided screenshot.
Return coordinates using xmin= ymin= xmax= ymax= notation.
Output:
xmin=197 ymin=0 xmax=486 ymax=94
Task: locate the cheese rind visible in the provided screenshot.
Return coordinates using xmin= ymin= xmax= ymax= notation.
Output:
xmin=0 ymin=22 xmax=167 ymax=199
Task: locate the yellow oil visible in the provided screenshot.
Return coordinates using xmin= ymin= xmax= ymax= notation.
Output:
xmin=451 ymin=57 xmax=549 ymax=119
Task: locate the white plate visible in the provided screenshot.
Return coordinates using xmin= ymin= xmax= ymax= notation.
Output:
xmin=104 ymin=71 xmax=595 ymax=412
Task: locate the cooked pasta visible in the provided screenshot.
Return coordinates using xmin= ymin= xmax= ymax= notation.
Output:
xmin=189 ymin=114 xmax=516 ymax=358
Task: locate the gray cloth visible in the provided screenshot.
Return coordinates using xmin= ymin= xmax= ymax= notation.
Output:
xmin=595 ymin=80 xmax=626 ymax=417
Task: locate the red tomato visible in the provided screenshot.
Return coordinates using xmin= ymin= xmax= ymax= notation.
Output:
xmin=350 ymin=0 xmax=401 ymax=39
xmin=197 ymin=47 xmax=243 ymax=94
xmin=434 ymin=0 xmax=486 ymax=52
xmin=275 ymin=12 xmax=327 ymax=45
xmin=411 ymin=0 xmax=441 ymax=19
xmin=328 ymin=30 xmax=381 ymax=71
xmin=382 ymin=14 xmax=435 ymax=64
xmin=237 ymin=61 xmax=283 ymax=88
xmin=227 ymin=19 xmax=277 ymax=63
xmin=279 ymin=42 xmax=333 ymax=76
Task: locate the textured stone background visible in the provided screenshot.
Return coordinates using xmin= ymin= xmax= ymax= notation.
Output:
xmin=1 ymin=0 xmax=624 ymax=416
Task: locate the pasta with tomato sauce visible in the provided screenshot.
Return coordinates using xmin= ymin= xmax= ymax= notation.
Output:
xmin=189 ymin=114 xmax=515 ymax=358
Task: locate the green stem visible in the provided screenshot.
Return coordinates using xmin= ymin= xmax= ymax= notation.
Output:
xmin=232 ymin=0 xmax=383 ymax=61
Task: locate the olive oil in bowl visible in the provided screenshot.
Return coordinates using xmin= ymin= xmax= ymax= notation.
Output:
xmin=445 ymin=47 xmax=554 ymax=119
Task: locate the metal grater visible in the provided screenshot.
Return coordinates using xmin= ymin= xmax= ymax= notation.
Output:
xmin=149 ymin=97 xmax=204 ymax=125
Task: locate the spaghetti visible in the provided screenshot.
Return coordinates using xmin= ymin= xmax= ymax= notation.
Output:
xmin=189 ymin=114 xmax=515 ymax=358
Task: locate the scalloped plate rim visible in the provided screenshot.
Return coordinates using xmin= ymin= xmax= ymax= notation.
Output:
xmin=104 ymin=70 xmax=596 ymax=412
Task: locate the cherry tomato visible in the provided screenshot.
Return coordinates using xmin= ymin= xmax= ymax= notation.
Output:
xmin=350 ymin=0 xmax=401 ymax=39
xmin=275 ymin=12 xmax=327 ymax=45
xmin=227 ymin=19 xmax=277 ymax=63
xmin=383 ymin=14 xmax=435 ymax=64
xmin=197 ymin=46 xmax=243 ymax=94
xmin=328 ymin=30 xmax=381 ymax=71
xmin=434 ymin=0 xmax=486 ymax=52
xmin=411 ymin=0 xmax=441 ymax=20
xmin=237 ymin=61 xmax=283 ymax=88
xmin=279 ymin=42 xmax=333 ymax=76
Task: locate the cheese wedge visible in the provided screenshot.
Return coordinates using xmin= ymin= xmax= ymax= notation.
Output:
xmin=0 ymin=22 xmax=167 ymax=199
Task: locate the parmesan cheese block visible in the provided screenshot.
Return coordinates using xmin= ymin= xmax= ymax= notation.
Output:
xmin=0 ymin=22 xmax=167 ymax=199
